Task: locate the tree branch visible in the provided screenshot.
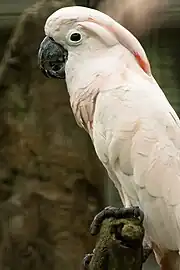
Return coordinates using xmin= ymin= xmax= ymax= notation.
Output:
xmin=82 ymin=208 xmax=151 ymax=270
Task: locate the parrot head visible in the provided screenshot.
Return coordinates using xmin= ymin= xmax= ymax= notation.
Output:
xmin=38 ymin=6 xmax=152 ymax=81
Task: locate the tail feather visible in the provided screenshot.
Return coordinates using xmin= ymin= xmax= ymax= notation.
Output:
xmin=160 ymin=251 xmax=180 ymax=270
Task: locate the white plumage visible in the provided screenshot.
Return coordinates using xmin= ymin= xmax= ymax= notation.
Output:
xmin=44 ymin=6 xmax=180 ymax=269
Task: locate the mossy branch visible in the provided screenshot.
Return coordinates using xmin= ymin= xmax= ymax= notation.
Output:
xmin=82 ymin=207 xmax=151 ymax=270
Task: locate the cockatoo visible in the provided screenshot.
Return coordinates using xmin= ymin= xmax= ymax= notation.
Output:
xmin=38 ymin=6 xmax=180 ymax=270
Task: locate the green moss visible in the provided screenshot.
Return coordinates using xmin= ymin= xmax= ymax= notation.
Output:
xmin=89 ymin=218 xmax=144 ymax=270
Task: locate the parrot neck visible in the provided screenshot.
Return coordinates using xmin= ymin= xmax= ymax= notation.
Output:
xmin=65 ymin=45 xmax=152 ymax=135
xmin=69 ymin=79 xmax=100 ymax=135
xmin=64 ymin=46 xmax=118 ymax=133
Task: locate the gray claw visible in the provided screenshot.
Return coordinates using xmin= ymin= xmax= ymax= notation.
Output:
xmin=143 ymin=242 xmax=153 ymax=263
xmin=82 ymin=253 xmax=93 ymax=270
xmin=90 ymin=206 xmax=144 ymax=235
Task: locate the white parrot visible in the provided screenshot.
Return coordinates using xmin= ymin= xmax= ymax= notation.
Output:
xmin=38 ymin=6 xmax=180 ymax=270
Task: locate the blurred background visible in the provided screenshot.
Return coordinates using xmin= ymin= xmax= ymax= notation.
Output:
xmin=0 ymin=0 xmax=179 ymax=269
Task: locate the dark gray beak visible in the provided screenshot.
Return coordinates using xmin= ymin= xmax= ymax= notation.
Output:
xmin=38 ymin=36 xmax=68 ymax=79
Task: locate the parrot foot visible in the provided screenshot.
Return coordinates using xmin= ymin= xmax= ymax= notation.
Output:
xmin=81 ymin=206 xmax=150 ymax=269
xmin=142 ymin=241 xmax=153 ymax=263
xmin=81 ymin=253 xmax=93 ymax=270
xmin=90 ymin=205 xmax=144 ymax=236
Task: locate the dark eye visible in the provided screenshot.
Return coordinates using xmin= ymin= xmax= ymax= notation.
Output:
xmin=70 ymin=32 xmax=82 ymax=42
xmin=67 ymin=30 xmax=82 ymax=45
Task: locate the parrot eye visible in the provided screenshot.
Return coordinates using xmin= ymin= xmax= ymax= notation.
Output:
xmin=70 ymin=33 xmax=81 ymax=42
xmin=66 ymin=30 xmax=82 ymax=46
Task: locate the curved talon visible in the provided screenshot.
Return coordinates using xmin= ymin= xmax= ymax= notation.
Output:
xmin=143 ymin=246 xmax=152 ymax=263
xmin=133 ymin=206 xmax=144 ymax=223
xmin=82 ymin=253 xmax=93 ymax=269
xmin=90 ymin=206 xmax=117 ymax=235
xmin=90 ymin=206 xmax=144 ymax=235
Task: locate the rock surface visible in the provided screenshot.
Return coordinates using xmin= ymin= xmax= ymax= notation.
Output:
xmin=0 ymin=1 xmax=107 ymax=269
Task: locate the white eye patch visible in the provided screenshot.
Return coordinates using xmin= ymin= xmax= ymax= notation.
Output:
xmin=66 ymin=29 xmax=83 ymax=46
